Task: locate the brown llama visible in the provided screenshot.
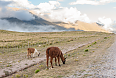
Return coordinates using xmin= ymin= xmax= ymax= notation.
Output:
xmin=46 ymin=47 xmax=66 ymax=69
xmin=27 ymin=48 xmax=40 ymax=58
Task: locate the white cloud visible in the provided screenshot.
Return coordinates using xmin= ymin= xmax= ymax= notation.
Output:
xmin=57 ymin=0 xmax=64 ymax=1
xmin=0 ymin=0 xmax=35 ymax=20
xmin=35 ymin=3 xmax=92 ymax=23
xmin=37 ymin=7 xmax=92 ymax=23
xmin=70 ymin=0 xmax=99 ymax=5
xmin=3 ymin=0 xmax=36 ymax=9
xmin=0 ymin=0 xmax=92 ymax=23
xmin=70 ymin=0 xmax=116 ymax=5
xmin=37 ymin=1 xmax=60 ymax=12
xmin=98 ymin=17 xmax=113 ymax=31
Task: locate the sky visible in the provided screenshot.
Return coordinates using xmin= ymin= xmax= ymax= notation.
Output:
xmin=0 ymin=0 xmax=116 ymax=31
xmin=28 ymin=0 xmax=116 ymax=21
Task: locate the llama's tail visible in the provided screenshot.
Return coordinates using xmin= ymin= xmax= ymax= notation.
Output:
xmin=47 ymin=48 xmax=50 ymax=54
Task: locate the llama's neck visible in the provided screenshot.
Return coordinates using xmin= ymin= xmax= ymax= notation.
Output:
xmin=34 ymin=49 xmax=39 ymax=54
xmin=60 ymin=52 xmax=64 ymax=62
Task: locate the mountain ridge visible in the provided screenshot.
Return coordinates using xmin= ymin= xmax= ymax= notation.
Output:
xmin=0 ymin=7 xmax=110 ymax=33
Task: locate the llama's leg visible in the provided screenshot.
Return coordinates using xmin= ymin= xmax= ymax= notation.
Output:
xmin=55 ymin=57 xmax=57 ymax=66
xmin=46 ymin=55 xmax=49 ymax=69
xmin=50 ymin=57 xmax=53 ymax=68
xmin=33 ymin=52 xmax=35 ymax=58
xmin=29 ymin=53 xmax=31 ymax=58
xmin=57 ymin=56 xmax=61 ymax=66
xmin=27 ymin=52 xmax=29 ymax=58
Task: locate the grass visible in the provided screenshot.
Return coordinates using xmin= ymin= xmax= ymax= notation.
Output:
xmin=0 ymin=30 xmax=115 ymax=78
xmin=15 ymin=74 xmax=21 ymax=78
xmin=33 ymin=32 xmax=115 ymax=78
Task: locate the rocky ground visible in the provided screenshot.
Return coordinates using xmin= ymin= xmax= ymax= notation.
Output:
xmin=65 ymin=36 xmax=116 ymax=78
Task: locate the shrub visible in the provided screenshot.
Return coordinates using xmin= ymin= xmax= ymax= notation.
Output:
xmin=55 ymin=41 xmax=59 ymax=43
xmin=23 ymin=74 xmax=28 ymax=77
xmin=70 ymin=39 xmax=73 ymax=41
xmin=49 ymin=42 xmax=52 ymax=45
xmin=6 ymin=64 xmax=12 ymax=67
xmin=74 ymin=59 xmax=78 ymax=61
xmin=16 ymin=74 xmax=20 ymax=78
xmin=43 ymin=45 xmax=45 ymax=47
xmin=104 ymin=37 xmax=107 ymax=39
xmin=84 ymin=49 xmax=88 ymax=52
xmin=35 ymin=69 xmax=40 ymax=73
xmin=93 ymin=42 xmax=97 ymax=44
xmin=4 ymin=70 xmax=9 ymax=76
xmin=68 ymin=54 xmax=70 ymax=56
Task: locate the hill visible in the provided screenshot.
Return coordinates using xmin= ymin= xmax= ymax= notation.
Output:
xmin=55 ymin=21 xmax=110 ymax=33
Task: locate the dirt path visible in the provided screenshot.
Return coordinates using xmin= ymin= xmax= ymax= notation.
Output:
xmin=93 ymin=36 xmax=116 ymax=77
xmin=65 ymin=36 xmax=116 ymax=78
xmin=0 ymin=38 xmax=100 ymax=78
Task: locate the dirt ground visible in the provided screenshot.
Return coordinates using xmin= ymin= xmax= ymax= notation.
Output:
xmin=81 ymin=35 xmax=116 ymax=78
xmin=63 ymin=36 xmax=116 ymax=78
xmin=0 ymin=31 xmax=115 ymax=78
xmin=33 ymin=35 xmax=115 ymax=78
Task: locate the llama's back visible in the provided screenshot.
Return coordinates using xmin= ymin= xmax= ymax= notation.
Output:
xmin=27 ymin=48 xmax=35 ymax=53
xmin=46 ymin=47 xmax=61 ymax=58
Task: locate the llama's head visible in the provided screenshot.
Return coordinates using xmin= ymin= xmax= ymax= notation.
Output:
xmin=38 ymin=53 xmax=40 ymax=57
xmin=63 ymin=57 xmax=66 ymax=64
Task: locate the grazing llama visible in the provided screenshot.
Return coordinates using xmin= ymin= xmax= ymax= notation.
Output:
xmin=46 ymin=47 xmax=66 ymax=69
xmin=27 ymin=48 xmax=40 ymax=58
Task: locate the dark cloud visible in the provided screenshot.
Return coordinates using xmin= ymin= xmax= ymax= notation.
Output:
xmin=0 ymin=19 xmax=75 ymax=32
xmin=13 ymin=10 xmax=35 ymax=21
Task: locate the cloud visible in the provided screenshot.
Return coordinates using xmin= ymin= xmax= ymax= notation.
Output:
xmin=97 ymin=17 xmax=116 ymax=33
xmin=3 ymin=0 xmax=36 ymax=9
xmin=0 ymin=0 xmax=35 ymax=21
xmin=0 ymin=0 xmax=13 ymax=7
xmin=1 ymin=0 xmax=92 ymax=23
xmin=36 ymin=1 xmax=60 ymax=12
xmin=13 ymin=10 xmax=35 ymax=21
xmin=97 ymin=17 xmax=114 ymax=31
xmin=46 ymin=7 xmax=91 ymax=23
xmin=70 ymin=0 xmax=99 ymax=5
xmin=34 ymin=1 xmax=91 ymax=23
xmin=57 ymin=0 xmax=64 ymax=1
xmin=0 ymin=19 xmax=76 ymax=32
xmin=0 ymin=8 xmax=35 ymax=21
xmin=70 ymin=0 xmax=116 ymax=5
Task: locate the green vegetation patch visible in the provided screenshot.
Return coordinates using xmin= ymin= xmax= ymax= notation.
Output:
xmin=84 ymin=49 xmax=89 ymax=52
xmin=35 ymin=69 xmax=40 ymax=73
